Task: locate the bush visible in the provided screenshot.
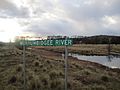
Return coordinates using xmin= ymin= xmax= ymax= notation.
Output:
xmin=101 ymin=76 xmax=109 ymax=82
xmin=28 ymin=75 xmax=33 ymax=81
xmin=84 ymin=70 xmax=91 ymax=75
xmin=40 ymin=64 xmax=43 ymax=68
xmin=31 ymin=82 xmax=41 ymax=90
xmin=59 ymin=71 xmax=64 ymax=77
xmin=46 ymin=60 xmax=50 ymax=64
xmin=34 ymin=61 xmax=39 ymax=67
xmin=49 ymin=70 xmax=59 ymax=80
xmin=41 ymin=77 xmax=48 ymax=86
xmin=29 ymin=80 xmax=41 ymax=90
xmin=16 ymin=65 xmax=22 ymax=72
xmin=34 ymin=68 xmax=37 ymax=72
xmin=8 ymin=76 xmax=17 ymax=84
xmin=50 ymin=80 xmax=61 ymax=89
xmin=43 ymin=68 xmax=47 ymax=72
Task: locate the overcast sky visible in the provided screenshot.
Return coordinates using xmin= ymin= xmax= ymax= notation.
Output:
xmin=0 ymin=0 xmax=120 ymax=42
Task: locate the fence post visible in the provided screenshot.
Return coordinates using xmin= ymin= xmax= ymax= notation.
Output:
xmin=23 ymin=37 xmax=26 ymax=90
xmin=65 ymin=37 xmax=68 ymax=90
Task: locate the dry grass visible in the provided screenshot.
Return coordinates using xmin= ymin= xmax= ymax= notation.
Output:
xmin=0 ymin=45 xmax=120 ymax=90
xmin=35 ymin=44 xmax=120 ymax=55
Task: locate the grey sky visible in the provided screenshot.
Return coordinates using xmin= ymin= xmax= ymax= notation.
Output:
xmin=0 ymin=0 xmax=120 ymax=41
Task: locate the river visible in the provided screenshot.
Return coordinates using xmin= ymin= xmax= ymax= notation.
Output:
xmin=62 ymin=53 xmax=120 ymax=68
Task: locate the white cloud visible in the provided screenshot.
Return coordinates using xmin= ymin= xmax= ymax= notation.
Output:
xmin=0 ymin=0 xmax=120 ymax=42
xmin=102 ymin=16 xmax=117 ymax=27
xmin=0 ymin=0 xmax=30 ymax=18
xmin=101 ymin=15 xmax=120 ymax=34
xmin=0 ymin=18 xmax=23 ymax=42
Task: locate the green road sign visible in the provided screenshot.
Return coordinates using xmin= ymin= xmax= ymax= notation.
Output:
xmin=18 ymin=39 xmax=73 ymax=46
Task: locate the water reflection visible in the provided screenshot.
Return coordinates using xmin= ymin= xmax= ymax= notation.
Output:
xmin=107 ymin=55 xmax=113 ymax=62
xmin=64 ymin=53 xmax=120 ymax=68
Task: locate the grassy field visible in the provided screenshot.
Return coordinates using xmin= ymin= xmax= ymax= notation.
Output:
xmin=36 ymin=44 xmax=120 ymax=55
xmin=0 ymin=45 xmax=120 ymax=90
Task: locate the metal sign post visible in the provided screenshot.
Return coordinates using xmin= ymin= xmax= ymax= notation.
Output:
xmin=65 ymin=37 xmax=68 ymax=90
xmin=17 ymin=37 xmax=73 ymax=90
xmin=22 ymin=37 xmax=26 ymax=90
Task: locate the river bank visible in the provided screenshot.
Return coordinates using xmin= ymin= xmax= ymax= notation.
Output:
xmin=35 ymin=44 xmax=120 ymax=56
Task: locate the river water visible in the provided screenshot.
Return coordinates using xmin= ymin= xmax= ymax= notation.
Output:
xmin=63 ymin=53 xmax=120 ymax=68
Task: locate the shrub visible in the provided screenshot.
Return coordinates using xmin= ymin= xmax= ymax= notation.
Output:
xmin=49 ymin=70 xmax=59 ymax=80
xmin=59 ymin=71 xmax=64 ymax=77
xmin=34 ymin=68 xmax=37 ymax=72
xmin=16 ymin=65 xmax=22 ymax=72
xmin=50 ymin=64 xmax=53 ymax=68
xmin=28 ymin=76 xmax=33 ymax=81
xmin=29 ymin=77 xmax=41 ymax=90
xmin=101 ymin=76 xmax=109 ymax=82
xmin=31 ymin=82 xmax=35 ymax=90
xmin=40 ymin=64 xmax=43 ymax=68
xmin=46 ymin=60 xmax=50 ymax=64
xmin=34 ymin=61 xmax=39 ymax=67
xmin=43 ymin=68 xmax=47 ymax=72
xmin=84 ymin=70 xmax=91 ymax=75
xmin=41 ymin=77 xmax=48 ymax=86
xmin=8 ymin=76 xmax=17 ymax=84
xmin=50 ymin=80 xmax=61 ymax=89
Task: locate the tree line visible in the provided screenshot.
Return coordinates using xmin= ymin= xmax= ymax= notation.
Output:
xmin=72 ymin=35 xmax=120 ymax=44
